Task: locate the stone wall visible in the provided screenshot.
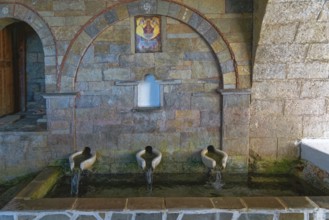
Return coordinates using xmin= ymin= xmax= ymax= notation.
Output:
xmin=74 ymin=16 xmax=221 ymax=173
xmin=0 ymin=0 xmax=253 ymax=180
xmin=251 ymin=0 xmax=329 ymax=169
xmin=26 ymin=26 xmax=46 ymax=113
xmin=0 ymin=132 xmax=49 ymax=182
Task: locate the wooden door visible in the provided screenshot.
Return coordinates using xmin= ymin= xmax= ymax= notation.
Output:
xmin=0 ymin=27 xmax=14 ymax=116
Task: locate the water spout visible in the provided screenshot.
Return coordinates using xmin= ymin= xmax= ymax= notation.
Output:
xmin=145 ymin=168 xmax=153 ymax=191
xmin=201 ymin=145 xmax=228 ymax=171
xmin=136 ymin=146 xmax=162 ymax=191
xmin=201 ymin=145 xmax=228 ymax=191
xmin=212 ymin=171 xmax=224 ymax=190
xmin=69 ymin=147 xmax=96 ymax=196
xmin=71 ymin=169 xmax=81 ymax=195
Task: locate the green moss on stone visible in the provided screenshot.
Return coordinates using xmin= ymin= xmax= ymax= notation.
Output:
xmin=250 ymin=159 xmax=300 ymax=175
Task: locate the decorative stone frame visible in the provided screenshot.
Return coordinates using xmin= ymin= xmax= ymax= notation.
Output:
xmin=59 ymin=0 xmax=239 ymax=92
xmin=0 ymin=3 xmax=58 ymax=93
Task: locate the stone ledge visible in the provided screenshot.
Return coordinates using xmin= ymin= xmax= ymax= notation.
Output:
xmin=3 ymin=196 xmax=327 ymax=212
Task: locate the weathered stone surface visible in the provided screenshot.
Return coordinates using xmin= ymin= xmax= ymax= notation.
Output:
xmin=127 ymin=2 xmax=141 ymax=16
xmin=184 ymin=52 xmax=215 ymax=61
xmin=224 ymin=124 xmax=249 ymax=139
xmin=164 ymin=92 xmax=191 ymax=110
xmin=277 ymin=138 xmax=299 ymax=159
xmin=64 ymin=16 xmax=91 ymax=26
xmin=49 ymin=121 xmax=71 ymax=133
xmin=52 ymin=26 xmax=80 ymax=41
xmin=169 ymin=69 xmax=192 ymax=80
xmin=226 ymin=0 xmax=253 ymax=13
xmin=178 ymin=8 xmax=193 ymax=23
xmin=231 ymin=43 xmax=251 ymax=62
xmin=251 ymin=99 xmax=284 ymax=115
xmin=85 ymin=1 xmax=105 ymax=15
xmin=250 ymin=115 xmax=303 ymax=138
xmin=187 ymin=12 xmax=202 ymax=30
xmin=191 ymin=61 xmax=219 ymax=78
xmin=287 ymin=62 xmax=329 ymax=79
xmin=96 ymin=25 xmax=130 ymax=43
xmin=168 ymin=3 xmax=181 ymax=18
xmin=191 ymin=94 xmax=220 ymax=111
xmin=285 ymin=98 xmax=325 ymax=115
xmin=45 ymin=16 xmax=65 ymax=27
xmin=296 ymin=22 xmax=329 ymax=43
xmin=220 ymin=60 xmax=235 ymax=74
xmin=222 ymin=138 xmax=249 ymax=156
xmin=104 ymin=9 xmax=118 ymax=25
xmin=167 ymin=22 xmax=194 ymax=35
xmin=200 ymin=111 xmax=220 ymax=127
xmin=204 ymin=27 xmax=220 ymax=45
xmin=250 ymin=137 xmax=277 ymax=159
xmin=76 ymin=95 xmax=102 ymax=108
xmin=110 ymin=43 xmax=130 ymax=54
xmin=263 ymin=2 xmax=322 ymax=23
xmin=303 ymin=115 xmax=329 ymax=138
xmin=0 ymin=4 xmax=14 ymax=18
xmin=103 ymin=68 xmax=132 ymax=81
xmin=217 ymin=50 xmax=232 ymax=64
xmin=155 ymin=53 xmax=180 ymax=67
xmin=253 ymin=64 xmax=287 ymax=81
xmin=77 ymin=67 xmax=103 ymax=82
xmin=306 ymin=44 xmax=329 ymax=61
xmin=300 ymin=80 xmax=329 ymax=98
xmin=166 ymin=38 xmax=192 ymax=52
xmin=255 ymin=44 xmax=308 ymax=63
xmin=259 ymin=23 xmax=298 ymax=44
xmin=53 ymin=0 xmax=85 ymax=11
xmin=213 ymin=17 xmax=253 ymax=35
xmin=223 ymin=72 xmax=236 ymax=86
xmin=252 ymin=81 xmax=300 ymax=99
xmin=135 ymin=53 xmax=155 ymax=67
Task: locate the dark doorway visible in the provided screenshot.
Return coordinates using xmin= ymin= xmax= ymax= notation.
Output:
xmin=0 ymin=21 xmax=46 ymax=130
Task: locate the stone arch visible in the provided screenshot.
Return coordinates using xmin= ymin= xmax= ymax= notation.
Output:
xmin=0 ymin=3 xmax=58 ymax=92
xmin=59 ymin=0 xmax=238 ymax=92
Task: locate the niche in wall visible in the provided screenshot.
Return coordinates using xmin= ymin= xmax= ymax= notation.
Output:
xmin=137 ymin=74 xmax=160 ymax=108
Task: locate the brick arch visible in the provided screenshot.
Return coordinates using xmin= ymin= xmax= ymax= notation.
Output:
xmin=0 ymin=3 xmax=58 ymax=92
xmin=59 ymin=0 xmax=238 ymax=92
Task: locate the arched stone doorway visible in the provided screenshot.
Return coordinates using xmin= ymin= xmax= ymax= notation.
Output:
xmin=0 ymin=21 xmax=45 ymax=117
xmin=0 ymin=3 xmax=57 ymax=130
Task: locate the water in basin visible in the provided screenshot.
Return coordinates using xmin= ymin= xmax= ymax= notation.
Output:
xmin=45 ymin=173 xmax=328 ymax=198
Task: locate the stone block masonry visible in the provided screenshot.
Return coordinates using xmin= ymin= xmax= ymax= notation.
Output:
xmin=251 ymin=0 xmax=329 ymax=167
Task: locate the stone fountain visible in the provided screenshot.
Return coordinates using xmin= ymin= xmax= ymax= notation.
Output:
xmin=136 ymin=146 xmax=162 ymax=191
xmin=201 ymin=145 xmax=228 ymax=190
xmin=69 ymin=147 xmax=97 ymax=196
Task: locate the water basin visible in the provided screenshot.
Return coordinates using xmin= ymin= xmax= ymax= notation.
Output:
xmin=46 ymin=173 xmax=329 ymax=198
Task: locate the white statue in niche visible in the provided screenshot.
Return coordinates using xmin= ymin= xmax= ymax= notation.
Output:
xmin=138 ymin=74 xmax=160 ymax=107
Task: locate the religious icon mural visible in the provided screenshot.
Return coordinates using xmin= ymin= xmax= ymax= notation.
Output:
xmin=135 ymin=16 xmax=161 ymax=53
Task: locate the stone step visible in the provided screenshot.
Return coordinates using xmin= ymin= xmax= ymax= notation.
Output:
xmin=0 ymin=115 xmax=21 ymax=125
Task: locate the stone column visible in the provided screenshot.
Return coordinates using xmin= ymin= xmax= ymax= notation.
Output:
xmin=43 ymin=93 xmax=78 ymax=158
xmin=219 ymin=89 xmax=250 ymax=173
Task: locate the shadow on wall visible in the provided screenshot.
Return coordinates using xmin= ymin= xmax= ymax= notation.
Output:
xmin=252 ymin=0 xmax=268 ymax=65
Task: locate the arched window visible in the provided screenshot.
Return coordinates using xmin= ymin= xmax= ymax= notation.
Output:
xmin=137 ymin=74 xmax=160 ymax=108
